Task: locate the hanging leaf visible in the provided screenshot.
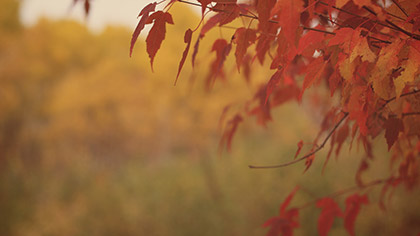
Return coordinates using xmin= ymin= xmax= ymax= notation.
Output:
xmin=344 ymin=194 xmax=369 ymax=236
xmin=384 ymin=117 xmax=404 ymax=150
xmin=130 ymin=2 xmax=157 ymax=57
xmin=175 ymin=29 xmax=193 ymax=85
xmin=234 ymin=28 xmax=257 ymax=71
xmin=145 ymin=11 xmax=174 ymax=71
xmin=316 ymin=197 xmax=343 ymax=236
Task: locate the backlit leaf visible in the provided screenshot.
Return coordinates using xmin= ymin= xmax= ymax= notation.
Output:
xmin=145 ymin=11 xmax=174 ymax=71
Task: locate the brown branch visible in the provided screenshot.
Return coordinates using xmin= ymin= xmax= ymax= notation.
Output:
xmin=249 ymin=112 xmax=349 ymax=169
xmin=380 ymin=89 xmax=420 ymax=110
xmin=388 ymin=112 xmax=420 ymax=118
xmin=303 ymin=27 xmax=335 ymax=35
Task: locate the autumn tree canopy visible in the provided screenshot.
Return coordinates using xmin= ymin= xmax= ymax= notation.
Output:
xmin=76 ymin=0 xmax=420 ymax=235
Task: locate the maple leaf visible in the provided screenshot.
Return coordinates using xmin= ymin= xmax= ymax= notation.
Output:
xmin=355 ymin=159 xmax=369 ymax=187
xmin=175 ymin=29 xmax=193 ymax=85
xmin=263 ymin=187 xmax=300 ymax=236
xmin=255 ymin=24 xmax=278 ymax=64
xmin=270 ymin=0 xmax=304 ymax=45
xmin=328 ymin=28 xmax=354 ymax=47
xmin=349 ymin=36 xmax=376 ymax=63
xmin=344 ymin=194 xmax=369 ymax=236
xmin=384 ymin=117 xmax=404 ymax=150
xmin=205 ymin=39 xmax=232 ymax=89
xmin=197 ymin=0 xmax=212 ymax=15
xmin=370 ymin=39 xmax=403 ymax=100
xmin=394 ymin=46 xmax=420 ymax=98
xmin=337 ymin=53 xmax=355 ymax=82
xmin=316 ymin=198 xmax=344 ymax=236
xmin=145 ymin=11 xmax=174 ymax=71
xmin=336 ymin=0 xmax=351 ymax=8
xmin=130 ymin=2 xmax=157 ymax=57
xmin=219 ymin=114 xmax=243 ymax=152
xmin=234 ymin=28 xmax=257 ymax=71
xmin=200 ymin=3 xmax=240 ymax=38
xmin=256 ymin=0 xmax=276 ymax=32
xmin=299 ymin=57 xmax=328 ymax=100
xmin=265 ymin=69 xmax=283 ymax=104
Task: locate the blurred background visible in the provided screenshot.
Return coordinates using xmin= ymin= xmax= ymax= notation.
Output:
xmin=1 ymin=0 xmax=419 ymax=235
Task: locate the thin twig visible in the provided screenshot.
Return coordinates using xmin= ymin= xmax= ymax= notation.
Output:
xmin=249 ymin=112 xmax=349 ymax=169
xmin=380 ymin=89 xmax=420 ymax=110
xmin=303 ymin=27 xmax=335 ymax=35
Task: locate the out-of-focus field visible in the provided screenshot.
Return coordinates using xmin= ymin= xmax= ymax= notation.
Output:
xmin=1 ymin=1 xmax=419 ymax=235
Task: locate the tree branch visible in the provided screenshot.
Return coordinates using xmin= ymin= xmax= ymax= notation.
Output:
xmin=380 ymin=89 xmax=420 ymax=110
xmin=249 ymin=112 xmax=349 ymax=169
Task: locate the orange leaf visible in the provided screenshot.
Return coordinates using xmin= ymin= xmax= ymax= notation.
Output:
xmin=145 ymin=11 xmax=174 ymax=71
xmin=175 ymin=29 xmax=193 ymax=85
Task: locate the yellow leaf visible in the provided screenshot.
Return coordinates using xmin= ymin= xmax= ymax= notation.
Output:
xmin=394 ymin=59 xmax=417 ymax=98
xmin=339 ymin=58 xmax=355 ymax=81
xmin=336 ymin=0 xmax=351 ymax=8
xmin=350 ymin=37 xmax=376 ymax=63
xmin=369 ymin=40 xmax=402 ymax=99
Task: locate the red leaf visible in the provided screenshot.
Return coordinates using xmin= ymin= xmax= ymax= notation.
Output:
xmin=255 ymin=23 xmax=278 ymax=64
xmin=200 ymin=4 xmax=240 ymax=37
xmin=219 ymin=114 xmax=243 ymax=152
xmin=175 ymin=29 xmax=193 ymax=85
xmin=328 ymin=28 xmax=354 ymax=46
xmin=263 ymin=186 xmax=300 ymax=236
xmin=384 ymin=118 xmax=404 ymax=150
xmin=270 ymin=0 xmax=304 ymax=45
xmin=355 ymin=159 xmax=369 ymax=187
xmin=335 ymin=123 xmax=349 ymax=157
xmin=344 ymin=194 xmax=369 ymax=236
xmin=205 ymin=39 xmax=232 ymax=89
xmin=234 ymin=28 xmax=257 ymax=71
xmin=299 ymin=57 xmax=328 ymax=100
xmin=129 ymin=2 xmax=157 ymax=57
xmin=145 ymin=11 xmax=174 ymax=71
xmin=280 ymin=186 xmax=299 ymax=214
xmin=316 ymin=198 xmax=343 ymax=236
xmin=304 ymin=154 xmax=315 ymax=173
xmin=256 ymin=0 xmax=276 ymax=32
xmin=84 ymin=0 xmax=90 ymax=15
xmin=197 ymin=0 xmax=212 ymax=15
xmin=294 ymin=140 xmax=303 ymax=159
xmin=191 ymin=37 xmax=201 ymax=67
xmin=265 ymin=69 xmax=283 ymax=104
